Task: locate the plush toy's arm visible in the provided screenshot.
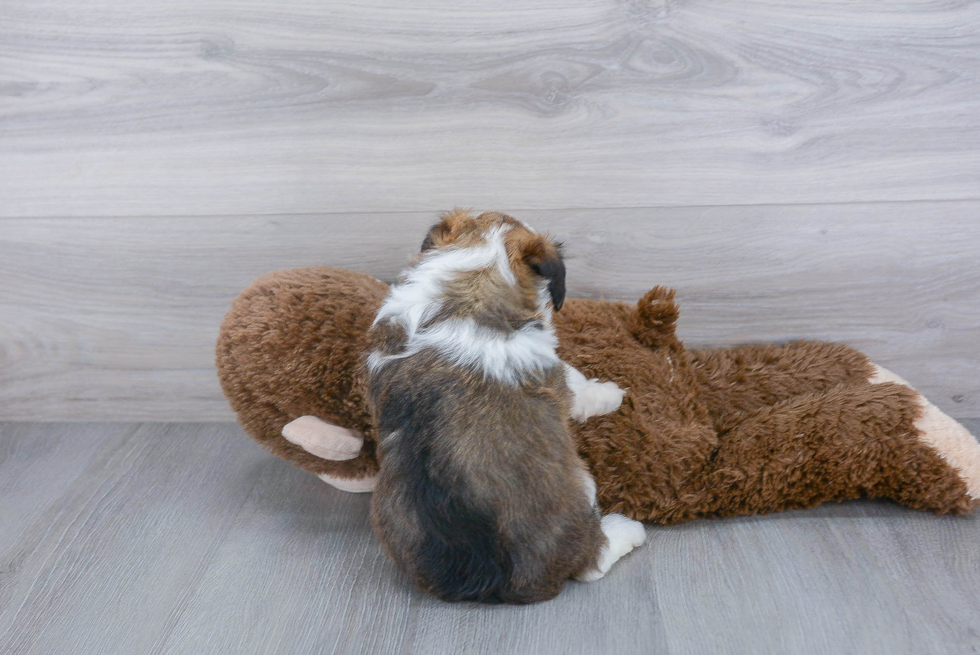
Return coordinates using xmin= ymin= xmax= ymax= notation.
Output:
xmin=281 ymin=416 xmax=378 ymax=492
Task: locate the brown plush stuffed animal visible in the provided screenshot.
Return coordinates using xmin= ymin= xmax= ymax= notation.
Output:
xmin=216 ymin=267 xmax=980 ymax=523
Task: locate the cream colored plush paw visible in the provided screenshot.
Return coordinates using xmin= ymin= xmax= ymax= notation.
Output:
xmin=870 ymin=364 xmax=980 ymax=500
xmin=281 ymin=415 xmax=364 ymax=461
xmin=576 ymin=514 xmax=646 ymax=582
xmin=316 ymin=473 xmax=378 ymax=493
xmin=282 ymin=416 xmax=375 ymax=493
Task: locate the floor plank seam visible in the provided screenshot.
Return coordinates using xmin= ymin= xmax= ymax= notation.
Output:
xmin=4 ymin=196 xmax=980 ymax=222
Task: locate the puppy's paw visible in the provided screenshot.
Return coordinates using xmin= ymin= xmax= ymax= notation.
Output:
xmin=576 ymin=513 xmax=646 ymax=582
xmin=570 ymin=380 xmax=626 ymax=422
xmin=601 ymin=513 xmax=647 ymax=553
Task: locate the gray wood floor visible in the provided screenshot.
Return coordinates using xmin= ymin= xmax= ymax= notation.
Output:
xmin=2 ymin=421 xmax=980 ymax=655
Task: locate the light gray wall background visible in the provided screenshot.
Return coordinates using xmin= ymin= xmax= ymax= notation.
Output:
xmin=2 ymin=0 xmax=978 ymax=420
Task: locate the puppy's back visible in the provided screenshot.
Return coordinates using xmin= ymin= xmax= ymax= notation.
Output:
xmin=369 ymin=355 xmax=601 ymax=603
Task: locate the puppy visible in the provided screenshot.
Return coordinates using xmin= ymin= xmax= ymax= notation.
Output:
xmin=367 ymin=210 xmax=645 ymax=603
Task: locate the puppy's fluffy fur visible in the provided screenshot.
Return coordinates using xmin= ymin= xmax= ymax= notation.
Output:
xmin=367 ymin=210 xmax=643 ymax=603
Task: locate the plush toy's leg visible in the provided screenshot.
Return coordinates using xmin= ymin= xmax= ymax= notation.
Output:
xmin=564 ymin=364 xmax=627 ymax=422
xmin=689 ymin=341 xmax=874 ymax=430
xmin=282 ymin=416 xmax=378 ymax=493
xmin=869 ymin=365 xmax=980 ymax=501
xmin=696 ymin=382 xmax=978 ymax=520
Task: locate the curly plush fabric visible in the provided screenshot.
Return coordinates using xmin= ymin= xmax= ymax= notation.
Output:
xmin=217 ymin=267 xmax=979 ymax=524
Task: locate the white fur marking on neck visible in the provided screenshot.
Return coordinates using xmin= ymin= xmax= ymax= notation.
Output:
xmin=369 ymin=317 xmax=560 ymax=384
xmin=370 ymin=224 xmax=561 ymax=383
xmin=373 ymin=225 xmax=515 ymax=338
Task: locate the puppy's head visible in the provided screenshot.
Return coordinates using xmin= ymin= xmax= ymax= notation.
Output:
xmin=420 ymin=209 xmax=566 ymax=312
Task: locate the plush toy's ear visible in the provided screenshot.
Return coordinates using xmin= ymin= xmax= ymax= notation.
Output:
xmin=421 ymin=208 xmax=473 ymax=252
xmin=523 ymin=238 xmax=566 ymax=312
xmin=628 ymin=286 xmax=680 ymax=348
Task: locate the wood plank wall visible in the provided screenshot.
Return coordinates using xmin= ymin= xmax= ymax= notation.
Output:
xmin=1 ymin=0 xmax=978 ymax=419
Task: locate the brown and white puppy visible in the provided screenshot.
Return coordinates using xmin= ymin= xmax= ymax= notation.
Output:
xmin=366 ymin=210 xmax=645 ymax=604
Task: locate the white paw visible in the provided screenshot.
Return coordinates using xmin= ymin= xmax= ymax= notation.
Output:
xmin=570 ymin=380 xmax=626 ymax=423
xmin=576 ymin=513 xmax=646 ymax=582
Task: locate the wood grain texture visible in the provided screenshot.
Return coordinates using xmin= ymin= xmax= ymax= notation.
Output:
xmin=0 ymin=423 xmax=263 ymax=655
xmin=2 ymin=202 xmax=978 ymax=420
xmin=1 ymin=422 xmax=979 ymax=655
xmin=1 ymin=0 xmax=979 ymax=216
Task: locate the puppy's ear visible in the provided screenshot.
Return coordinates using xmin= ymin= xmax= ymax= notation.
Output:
xmin=420 ymin=229 xmax=438 ymax=252
xmin=524 ymin=238 xmax=566 ymax=312
xmin=421 ymin=208 xmax=473 ymax=252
